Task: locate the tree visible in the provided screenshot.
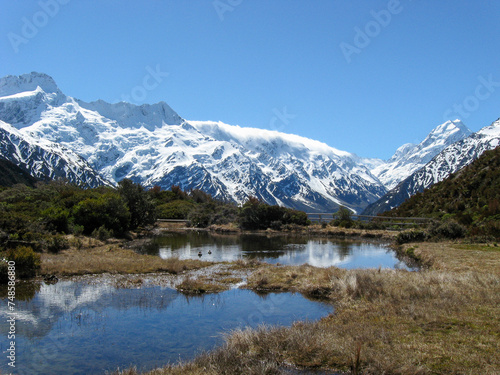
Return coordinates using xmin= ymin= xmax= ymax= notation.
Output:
xmin=118 ymin=179 xmax=157 ymax=229
xmin=73 ymin=192 xmax=130 ymax=234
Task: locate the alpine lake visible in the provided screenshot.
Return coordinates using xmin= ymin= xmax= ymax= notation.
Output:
xmin=0 ymin=232 xmax=413 ymax=375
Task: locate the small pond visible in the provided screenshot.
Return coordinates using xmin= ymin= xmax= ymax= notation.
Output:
xmin=140 ymin=232 xmax=410 ymax=269
xmin=0 ymin=280 xmax=332 ymax=375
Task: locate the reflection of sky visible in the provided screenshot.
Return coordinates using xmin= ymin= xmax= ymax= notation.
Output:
xmin=0 ymin=281 xmax=332 ymax=375
xmin=159 ymin=238 xmax=408 ymax=269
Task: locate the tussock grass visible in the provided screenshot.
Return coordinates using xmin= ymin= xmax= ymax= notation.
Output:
xmin=115 ymin=241 xmax=500 ymax=374
xmin=404 ymin=242 xmax=500 ymax=274
xmin=176 ymin=271 xmax=244 ymax=294
xmin=176 ymin=276 xmax=228 ymax=294
xmin=41 ymin=242 xmax=208 ymax=276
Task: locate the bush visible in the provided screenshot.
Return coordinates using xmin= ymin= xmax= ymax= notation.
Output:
xmin=73 ymin=192 xmax=130 ymax=235
xmin=42 ymin=206 xmax=70 ymax=233
xmin=1 ymin=246 xmax=41 ymax=279
xmin=0 ymin=261 xmax=8 ymax=284
xmin=430 ymin=220 xmax=467 ymax=239
xmin=238 ymin=198 xmax=310 ymax=230
xmin=91 ymin=225 xmax=113 ymax=242
xmin=46 ymin=234 xmax=70 ymax=254
xmin=396 ymin=230 xmax=428 ymax=244
xmin=337 ymin=206 xmax=352 ymax=222
xmin=157 ymin=200 xmax=195 ymax=219
xmin=118 ymin=179 xmax=157 ymax=229
xmin=187 ymin=203 xmax=214 ymax=228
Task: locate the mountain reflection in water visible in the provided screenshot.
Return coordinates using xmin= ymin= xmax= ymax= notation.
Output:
xmin=0 ymin=280 xmax=332 ymax=375
xmin=141 ymin=232 xmax=410 ymax=269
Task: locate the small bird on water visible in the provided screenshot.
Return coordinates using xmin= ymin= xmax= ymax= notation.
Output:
xmin=208 ymin=250 xmax=212 ymax=255
xmin=198 ymin=251 xmax=202 ymax=257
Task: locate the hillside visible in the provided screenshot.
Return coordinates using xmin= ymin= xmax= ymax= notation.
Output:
xmin=384 ymin=146 xmax=500 ymax=237
xmin=0 ymin=72 xmax=476 ymax=214
xmin=364 ymin=119 xmax=500 ymax=216
xmin=0 ymin=158 xmax=39 ymax=187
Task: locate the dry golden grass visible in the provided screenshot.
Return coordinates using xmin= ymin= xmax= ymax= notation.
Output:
xmin=113 ymin=241 xmax=500 ymax=375
xmin=404 ymin=241 xmax=500 ymax=274
xmin=41 ymin=239 xmax=209 ymax=276
xmin=306 ymin=223 xmax=400 ymax=240
xmin=175 ymin=274 xmax=243 ymax=295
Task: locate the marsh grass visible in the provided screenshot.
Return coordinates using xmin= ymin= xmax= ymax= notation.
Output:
xmin=114 ymin=241 xmax=499 ymax=374
xmin=176 ymin=270 xmax=244 ymax=294
xmin=41 ymin=240 xmax=209 ymax=276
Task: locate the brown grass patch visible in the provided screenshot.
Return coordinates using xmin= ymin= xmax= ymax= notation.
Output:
xmin=41 ymin=240 xmax=209 ymax=276
xmin=402 ymin=241 xmax=500 ymax=274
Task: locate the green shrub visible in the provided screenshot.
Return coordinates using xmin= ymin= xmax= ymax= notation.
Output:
xmin=157 ymin=200 xmax=196 ymax=219
xmin=238 ymin=197 xmax=310 ymax=230
xmin=71 ymin=224 xmax=84 ymax=236
xmin=91 ymin=225 xmax=113 ymax=242
xmin=118 ymin=179 xmax=157 ymax=229
xmin=46 ymin=234 xmax=70 ymax=254
xmin=430 ymin=220 xmax=467 ymax=239
xmin=336 ymin=206 xmax=353 ymax=222
xmin=0 ymin=261 xmax=8 ymax=283
xmin=187 ymin=204 xmax=213 ymax=228
xmin=396 ymin=230 xmax=428 ymax=244
xmin=41 ymin=206 xmax=70 ymax=233
xmin=73 ymin=192 xmax=130 ymax=234
xmin=2 ymin=246 xmax=41 ymax=279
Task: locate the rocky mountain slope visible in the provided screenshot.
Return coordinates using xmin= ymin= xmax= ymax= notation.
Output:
xmin=0 ymin=72 xmax=486 ymax=213
xmin=363 ymin=119 xmax=500 ymax=215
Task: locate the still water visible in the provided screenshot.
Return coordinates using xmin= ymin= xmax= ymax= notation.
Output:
xmin=0 ymin=280 xmax=332 ymax=375
xmin=141 ymin=232 xmax=409 ymax=269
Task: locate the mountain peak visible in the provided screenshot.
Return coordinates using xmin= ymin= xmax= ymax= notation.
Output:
xmin=0 ymin=72 xmax=61 ymax=97
xmin=426 ymin=119 xmax=471 ymax=141
xmin=77 ymin=99 xmax=184 ymax=129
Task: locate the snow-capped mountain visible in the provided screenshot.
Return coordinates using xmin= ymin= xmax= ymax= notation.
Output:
xmin=0 ymin=72 xmax=388 ymax=212
xmin=0 ymin=72 xmax=492 ymax=213
xmin=363 ymin=119 xmax=500 ymax=215
xmin=372 ymin=120 xmax=472 ymax=190
xmin=0 ymin=119 xmax=109 ymax=188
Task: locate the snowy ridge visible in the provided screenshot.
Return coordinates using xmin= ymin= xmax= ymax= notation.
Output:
xmin=0 ymin=120 xmax=109 ymax=187
xmin=0 ymin=72 xmax=61 ymax=97
xmin=372 ymin=120 xmax=472 ymax=190
xmin=0 ymin=72 xmax=494 ymax=213
xmin=363 ymin=119 xmax=500 ymax=215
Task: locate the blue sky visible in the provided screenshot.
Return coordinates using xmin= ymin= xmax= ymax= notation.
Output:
xmin=1 ymin=0 xmax=499 ymax=159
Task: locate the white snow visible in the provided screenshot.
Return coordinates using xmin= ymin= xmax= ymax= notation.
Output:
xmin=1 ymin=72 xmax=499 ymax=213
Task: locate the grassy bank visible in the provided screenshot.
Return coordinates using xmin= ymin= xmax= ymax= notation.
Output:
xmin=112 ymin=241 xmax=499 ymax=375
xmin=40 ymin=235 xmax=209 ymax=276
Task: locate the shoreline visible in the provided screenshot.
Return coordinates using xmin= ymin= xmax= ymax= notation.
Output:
xmin=4 ymin=227 xmax=499 ymax=374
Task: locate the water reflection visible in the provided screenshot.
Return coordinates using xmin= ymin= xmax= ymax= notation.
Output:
xmin=0 ymin=280 xmax=332 ymax=375
xmin=141 ymin=232 xmax=409 ymax=269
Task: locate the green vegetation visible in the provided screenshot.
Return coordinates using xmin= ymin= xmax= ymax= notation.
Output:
xmin=0 ymin=180 xmax=311 ymax=281
xmin=0 ymin=246 xmax=40 ymax=281
xmin=386 ymin=147 xmax=500 ymax=238
xmin=149 ymin=185 xmax=239 ymax=227
xmin=0 ymin=179 xmax=158 ymax=281
xmin=0 ymin=179 xmax=155 ymax=239
xmin=238 ymin=196 xmax=310 ymax=230
xmin=0 ymin=158 xmax=39 ymax=188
